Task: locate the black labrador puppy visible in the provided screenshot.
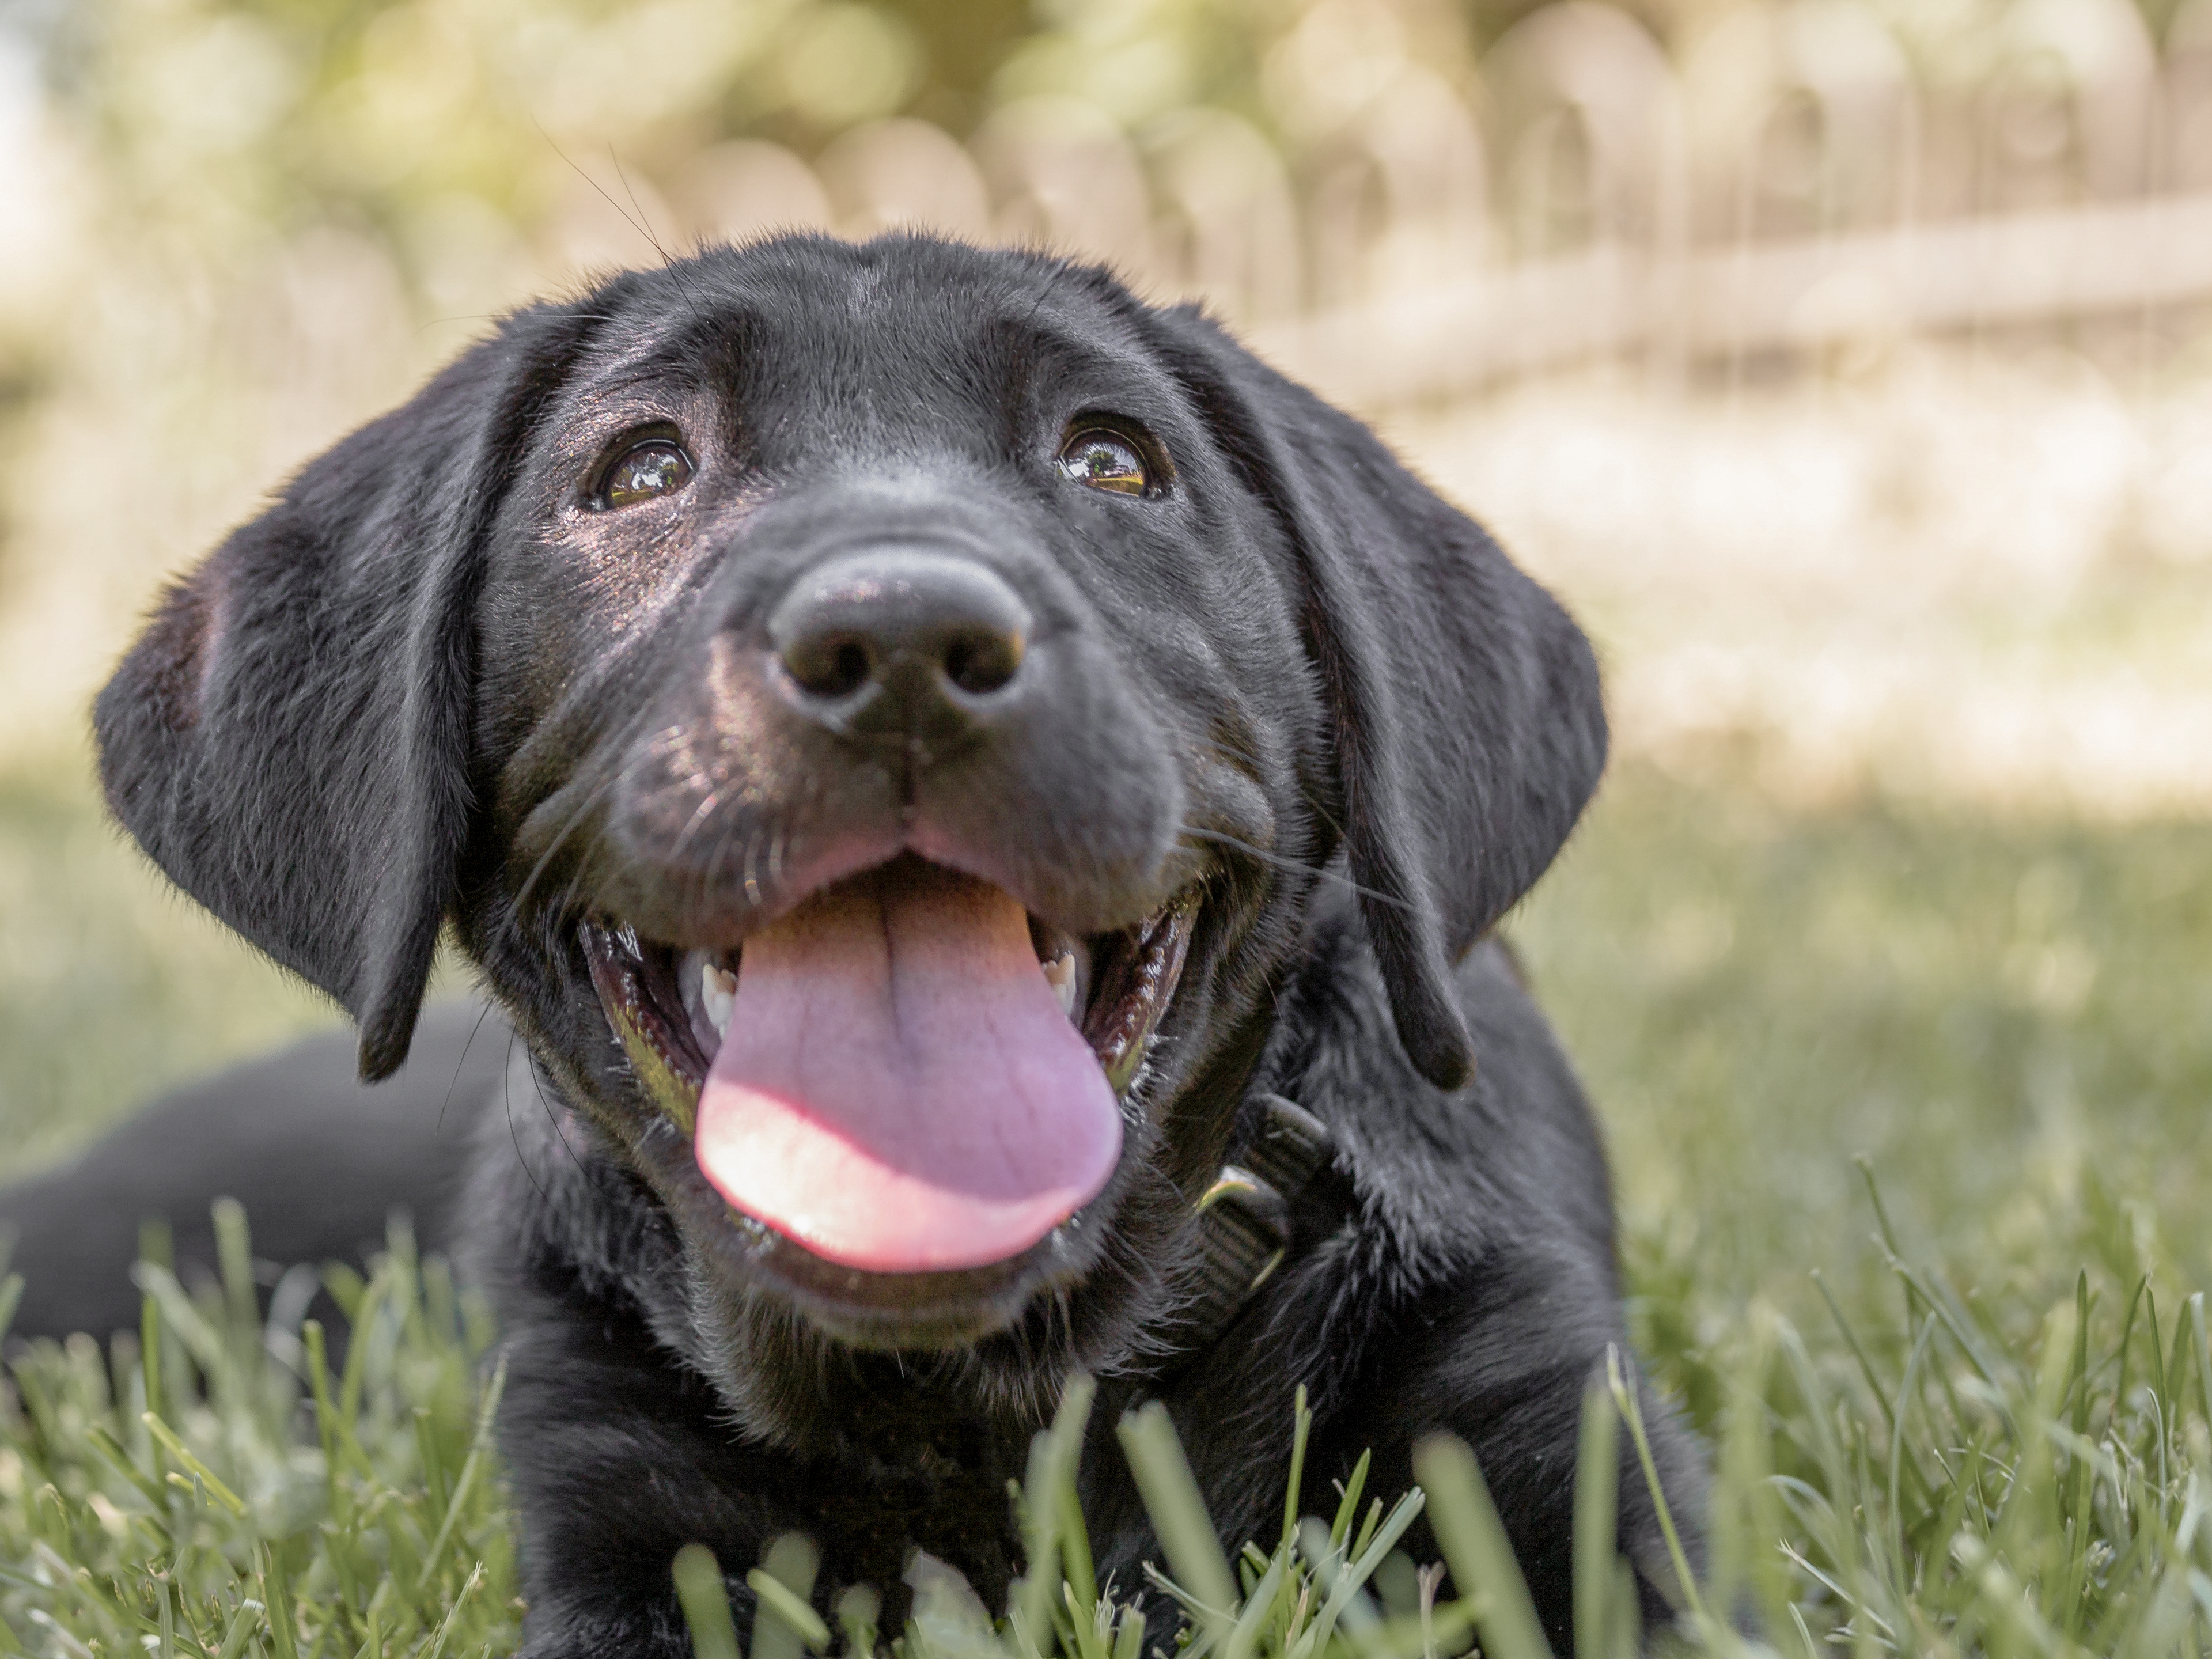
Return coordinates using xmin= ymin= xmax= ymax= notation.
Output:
xmin=16 ymin=234 xmax=1705 ymax=1653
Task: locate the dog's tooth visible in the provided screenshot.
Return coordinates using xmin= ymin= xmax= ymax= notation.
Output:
xmin=702 ymin=961 xmax=737 ymax=1037
xmin=1041 ymin=951 xmax=1078 ymax=1019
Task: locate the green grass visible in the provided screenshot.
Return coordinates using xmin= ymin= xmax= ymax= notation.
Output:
xmin=1509 ymin=763 xmax=2212 ymax=1373
xmin=1 ymin=1210 xmax=517 ymax=1657
xmin=7 ymin=1194 xmax=2212 ymax=1656
xmin=6 ymin=753 xmax=2212 ymax=1653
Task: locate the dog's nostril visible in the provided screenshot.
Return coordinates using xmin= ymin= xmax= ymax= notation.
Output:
xmin=942 ymin=629 xmax=1022 ymax=696
xmin=781 ymin=635 xmax=874 ymax=700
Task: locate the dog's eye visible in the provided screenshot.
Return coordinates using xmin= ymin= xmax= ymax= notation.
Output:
xmin=597 ymin=439 xmax=694 ymax=510
xmin=1057 ymin=430 xmax=1150 ymax=497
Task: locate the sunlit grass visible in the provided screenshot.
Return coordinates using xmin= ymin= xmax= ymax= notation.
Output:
xmin=8 ymin=1190 xmax=2212 ymax=1656
xmin=1510 ymin=760 xmax=2212 ymax=1325
xmin=0 ymin=1210 xmax=516 ymax=1657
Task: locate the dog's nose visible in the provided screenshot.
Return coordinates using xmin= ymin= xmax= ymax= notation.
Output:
xmin=767 ymin=550 xmax=1031 ymax=724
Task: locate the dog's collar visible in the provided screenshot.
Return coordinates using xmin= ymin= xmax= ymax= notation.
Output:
xmin=1161 ymin=1093 xmax=1338 ymax=1371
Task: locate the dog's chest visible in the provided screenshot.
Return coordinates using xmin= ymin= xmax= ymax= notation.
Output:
xmin=801 ymin=1422 xmax=1028 ymax=1610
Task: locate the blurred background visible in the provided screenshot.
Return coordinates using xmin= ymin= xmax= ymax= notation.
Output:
xmin=0 ymin=0 xmax=2207 ymax=1358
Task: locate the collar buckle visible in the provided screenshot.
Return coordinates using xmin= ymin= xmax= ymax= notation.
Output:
xmin=1169 ymin=1094 xmax=1339 ymax=1366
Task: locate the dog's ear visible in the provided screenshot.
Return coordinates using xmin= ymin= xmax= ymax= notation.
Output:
xmin=95 ymin=302 xmax=600 ymax=1082
xmin=1150 ymin=308 xmax=1607 ymax=1091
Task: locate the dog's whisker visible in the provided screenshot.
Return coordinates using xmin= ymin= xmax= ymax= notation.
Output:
xmin=440 ymin=1000 xmax=502 ymax=1133
xmin=668 ymin=783 xmax=726 ymax=865
xmin=528 ymin=1054 xmax=596 ymax=1183
xmin=511 ymin=705 xmax=672 ymax=919
xmin=611 ymin=147 xmax=709 ymax=325
xmin=531 ymin=120 xmax=704 ymax=326
xmin=502 ymin=1028 xmax=551 ymax=1205
xmin=510 ymin=770 xmax=624 ymax=918
xmin=1174 ymin=823 xmax=1417 ymax=914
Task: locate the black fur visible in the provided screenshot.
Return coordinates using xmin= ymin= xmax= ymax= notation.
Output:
xmin=9 ymin=236 xmax=1702 ymax=1654
xmin=0 ymin=1003 xmax=501 ymax=1347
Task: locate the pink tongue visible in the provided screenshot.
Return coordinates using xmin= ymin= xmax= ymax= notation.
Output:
xmin=694 ymin=863 xmax=1123 ymax=1273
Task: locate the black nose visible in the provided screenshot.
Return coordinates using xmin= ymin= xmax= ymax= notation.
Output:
xmin=767 ymin=550 xmax=1031 ymax=718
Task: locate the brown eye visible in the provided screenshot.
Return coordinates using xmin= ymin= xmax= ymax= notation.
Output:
xmin=597 ymin=438 xmax=693 ymax=509
xmin=1056 ymin=429 xmax=1150 ymax=497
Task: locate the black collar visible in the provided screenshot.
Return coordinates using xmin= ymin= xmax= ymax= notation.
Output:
xmin=1159 ymin=1093 xmax=1339 ymax=1374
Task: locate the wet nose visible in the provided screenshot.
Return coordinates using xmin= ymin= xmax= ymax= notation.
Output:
xmin=767 ymin=550 xmax=1031 ymax=724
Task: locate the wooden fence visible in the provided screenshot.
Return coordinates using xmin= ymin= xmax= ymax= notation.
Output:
xmin=631 ymin=0 xmax=2212 ymax=402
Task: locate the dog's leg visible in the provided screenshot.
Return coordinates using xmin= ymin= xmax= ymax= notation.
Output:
xmin=1336 ymin=1256 xmax=1708 ymax=1652
xmin=494 ymin=1268 xmax=804 ymax=1658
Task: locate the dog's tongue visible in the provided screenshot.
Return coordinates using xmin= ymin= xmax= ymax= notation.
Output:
xmin=694 ymin=863 xmax=1122 ymax=1273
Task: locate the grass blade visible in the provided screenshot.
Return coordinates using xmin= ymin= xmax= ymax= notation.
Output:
xmin=140 ymin=1412 xmax=245 ymax=1516
xmin=1285 ymin=1384 xmax=1312 ymax=1552
xmin=836 ymin=1586 xmax=880 ymax=1658
xmin=1573 ymin=1374 xmax=1618 ymax=1659
xmin=748 ymin=1562 xmax=829 ymax=1653
xmin=1606 ymin=1350 xmax=1708 ymax=1627
xmin=1412 ymin=1434 xmax=1552 ymax=1659
xmin=1116 ymin=1402 xmax=1236 ymax=1625
xmin=673 ymin=1544 xmax=741 ymax=1659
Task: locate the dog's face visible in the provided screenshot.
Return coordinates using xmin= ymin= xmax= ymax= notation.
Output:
xmin=96 ymin=236 xmax=1605 ymax=1439
xmin=477 ymin=240 xmax=1334 ymax=1361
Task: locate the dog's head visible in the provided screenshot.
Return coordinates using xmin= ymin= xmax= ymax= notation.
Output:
xmin=96 ymin=235 xmax=1603 ymax=1426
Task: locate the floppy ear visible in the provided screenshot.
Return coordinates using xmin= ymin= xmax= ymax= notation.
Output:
xmin=1150 ymin=308 xmax=1607 ymax=1091
xmin=94 ymin=302 xmax=600 ymax=1081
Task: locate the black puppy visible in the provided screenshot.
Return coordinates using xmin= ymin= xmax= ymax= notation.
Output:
xmin=43 ymin=234 xmax=1703 ymax=1652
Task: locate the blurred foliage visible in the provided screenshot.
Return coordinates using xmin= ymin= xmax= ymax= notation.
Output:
xmin=4 ymin=0 xmax=2190 ymax=342
xmin=10 ymin=0 xmax=1340 ymax=275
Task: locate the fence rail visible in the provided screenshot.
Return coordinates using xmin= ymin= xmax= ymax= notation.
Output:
xmin=1260 ymin=188 xmax=2212 ymax=403
xmin=627 ymin=0 xmax=2212 ymax=402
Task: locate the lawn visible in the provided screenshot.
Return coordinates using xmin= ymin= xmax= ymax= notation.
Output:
xmin=4 ymin=748 xmax=2211 ymax=1654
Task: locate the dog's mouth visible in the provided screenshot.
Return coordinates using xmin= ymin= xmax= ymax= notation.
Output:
xmin=578 ymin=854 xmax=1196 ymax=1290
